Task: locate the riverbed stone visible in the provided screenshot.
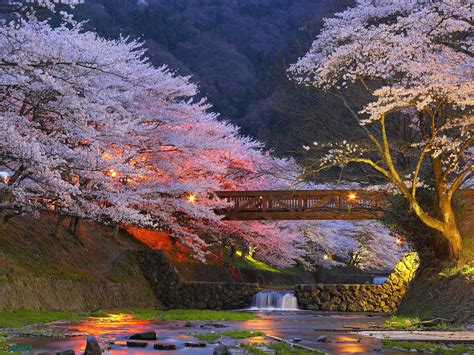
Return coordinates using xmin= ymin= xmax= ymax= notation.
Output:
xmin=154 ymin=344 xmax=177 ymax=350
xmin=84 ymin=336 xmax=101 ymax=355
xmin=127 ymin=341 xmax=148 ymax=347
xmin=214 ymin=344 xmax=230 ymax=355
xmin=185 ymin=342 xmax=207 ymax=347
xmin=129 ymin=331 xmax=157 ymax=340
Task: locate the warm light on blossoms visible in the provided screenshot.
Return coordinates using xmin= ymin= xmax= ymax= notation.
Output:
xmin=395 ymin=237 xmax=404 ymax=247
xmin=187 ymin=194 xmax=196 ymax=203
xmin=108 ymin=169 xmax=118 ymax=178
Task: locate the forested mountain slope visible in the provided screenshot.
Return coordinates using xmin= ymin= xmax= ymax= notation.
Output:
xmin=71 ymin=0 xmax=355 ymax=156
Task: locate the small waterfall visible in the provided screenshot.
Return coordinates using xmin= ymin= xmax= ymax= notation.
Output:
xmin=250 ymin=291 xmax=298 ymax=310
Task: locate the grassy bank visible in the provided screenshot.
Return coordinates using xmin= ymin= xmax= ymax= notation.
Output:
xmin=242 ymin=343 xmax=323 ymax=355
xmin=0 ymin=308 xmax=257 ymax=329
xmin=382 ymin=339 xmax=472 ymax=354
xmin=195 ymin=330 xmax=264 ymax=342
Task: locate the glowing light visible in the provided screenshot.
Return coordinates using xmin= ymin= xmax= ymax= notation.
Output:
xmin=109 ymin=169 xmax=118 ymax=178
xmin=323 ymin=254 xmax=329 ymax=260
xmin=1 ymin=175 xmax=9 ymax=184
xmin=187 ymin=194 xmax=196 ymax=203
xmin=395 ymin=237 xmax=403 ymax=246
xmin=348 ymin=192 xmax=357 ymax=200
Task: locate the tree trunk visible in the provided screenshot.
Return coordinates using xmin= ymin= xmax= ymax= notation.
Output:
xmin=68 ymin=216 xmax=82 ymax=237
xmin=113 ymin=225 xmax=120 ymax=239
xmin=55 ymin=214 xmax=66 ymax=239
xmin=442 ymin=224 xmax=463 ymax=260
xmin=439 ymin=193 xmax=463 ymax=260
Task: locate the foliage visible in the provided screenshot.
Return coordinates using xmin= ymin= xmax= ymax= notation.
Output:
xmin=0 ymin=11 xmax=306 ymax=267
xmin=382 ymin=339 xmax=472 ymax=355
xmin=194 ymin=330 xmax=264 ymax=342
xmin=290 ymin=0 xmax=473 ymax=260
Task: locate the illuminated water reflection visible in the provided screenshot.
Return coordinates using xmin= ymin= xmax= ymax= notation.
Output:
xmin=10 ymin=311 xmax=415 ymax=354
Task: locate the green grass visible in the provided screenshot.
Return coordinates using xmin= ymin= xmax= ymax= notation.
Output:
xmin=384 ymin=315 xmax=421 ymax=329
xmin=382 ymin=339 xmax=473 ymax=354
xmin=195 ymin=330 xmax=264 ymax=342
xmin=269 ymin=343 xmax=323 ymax=354
xmin=241 ymin=342 xmax=323 ymax=355
xmin=224 ymin=251 xmax=281 ymax=273
xmin=0 ymin=308 xmax=257 ymax=329
xmin=384 ymin=315 xmax=456 ymax=330
xmin=240 ymin=343 xmax=268 ymax=355
xmin=0 ymin=309 xmax=91 ymax=328
xmin=95 ymin=308 xmax=257 ymax=322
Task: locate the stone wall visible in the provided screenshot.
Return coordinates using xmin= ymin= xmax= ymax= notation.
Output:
xmin=295 ymin=253 xmax=419 ymax=312
xmin=137 ymin=251 xmax=259 ymax=309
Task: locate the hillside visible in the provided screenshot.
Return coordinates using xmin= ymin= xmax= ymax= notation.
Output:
xmin=68 ymin=0 xmax=356 ymax=157
xmin=0 ymin=214 xmax=313 ymax=310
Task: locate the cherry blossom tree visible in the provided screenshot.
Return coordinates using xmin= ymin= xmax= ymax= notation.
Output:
xmin=290 ymin=0 xmax=473 ymax=260
xmin=0 ymin=13 xmax=306 ymax=265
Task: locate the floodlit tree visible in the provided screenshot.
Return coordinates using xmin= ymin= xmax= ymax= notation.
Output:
xmin=0 ymin=13 xmax=305 ymax=265
xmin=290 ymin=0 xmax=473 ymax=260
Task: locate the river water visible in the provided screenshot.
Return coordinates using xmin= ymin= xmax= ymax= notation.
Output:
xmin=9 ymin=311 xmax=415 ymax=354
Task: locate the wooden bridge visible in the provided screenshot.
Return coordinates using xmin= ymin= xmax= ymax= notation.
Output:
xmin=215 ymin=190 xmax=388 ymax=220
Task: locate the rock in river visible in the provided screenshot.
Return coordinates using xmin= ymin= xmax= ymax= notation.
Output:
xmin=154 ymin=344 xmax=177 ymax=350
xmin=84 ymin=336 xmax=101 ymax=355
xmin=214 ymin=344 xmax=230 ymax=355
xmin=129 ymin=331 xmax=157 ymax=340
xmin=185 ymin=342 xmax=207 ymax=347
xmin=127 ymin=341 xmax=148 ymax=347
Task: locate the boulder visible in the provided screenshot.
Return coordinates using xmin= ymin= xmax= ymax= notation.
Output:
xmin=214 ymin=344 xmax=230 ymax=355
xmin=184 ymin=321 xmax=194 ymax=327
xmin=84 ymin=336 xmax=101 ymax=355
xmin=154 ymin=344 xmax=177 ymax=350
xmin=129 ymin=331 xmax=157 ymax=340
xmin=127 ymin=341 xmax=148 ymax=347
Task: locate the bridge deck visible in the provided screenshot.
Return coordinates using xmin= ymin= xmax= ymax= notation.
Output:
xmin=215 ymin=190 xmax=388 ymax=220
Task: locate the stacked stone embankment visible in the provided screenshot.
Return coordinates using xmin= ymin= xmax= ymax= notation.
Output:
xmin=137 ymin=251 xmax=259 ymax=309
xmin=295 ymin=253 xmax=419 ymax=312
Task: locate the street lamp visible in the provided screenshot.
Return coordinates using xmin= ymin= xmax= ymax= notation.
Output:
xmin=348 ymin=192 xmax=357 ymax=201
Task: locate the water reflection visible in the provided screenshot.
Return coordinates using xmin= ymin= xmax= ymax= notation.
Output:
xmin=10 ymin=311 xmax=416 ymax=354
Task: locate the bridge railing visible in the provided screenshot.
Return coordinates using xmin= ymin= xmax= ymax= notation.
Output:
xmin=215 ymin=190 xmax=388 ymax=220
